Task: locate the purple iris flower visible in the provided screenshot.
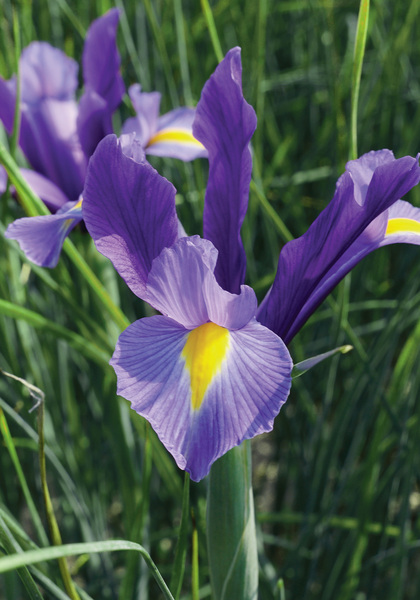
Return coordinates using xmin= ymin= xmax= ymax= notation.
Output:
xmin=82 ymin=48 xmax=420 ymax=481
xmin=2 ymin=9 xmax=124 ymax=267
xmin=122 ymin=84 xmax=207 ymax=161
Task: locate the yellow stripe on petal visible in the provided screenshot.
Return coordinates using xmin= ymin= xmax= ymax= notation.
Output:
xmin=148 ymin=128 xmax=205 ymax=149
xmin=386 ymin=218 xmax=420 ymax=237
xmin=182 ymin=322 xmax=230 ymax=411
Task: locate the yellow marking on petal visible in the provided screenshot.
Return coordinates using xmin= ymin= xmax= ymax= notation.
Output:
xmin=182 ymin=322 xmax=229 ymax=411
xmin=385 ymin=217 xmax=420 ymax=236
xmin=148 ymin=128 xmax=205 ymax=149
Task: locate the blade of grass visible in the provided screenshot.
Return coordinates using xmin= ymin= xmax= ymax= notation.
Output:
xmin=350 ymin=0 xmax=370 ymax=160
xmin=0 ymin=541 xmax=175 ymax=600
xmin=170 ymin=472 xmax=190 ymax=599
xmin=200 ymin=0 xmax=223 ymax=62
xmin=0 ymin=300 xmax=109 ymax=366
xmin=0 ymin=514 xmax=44 ymax=600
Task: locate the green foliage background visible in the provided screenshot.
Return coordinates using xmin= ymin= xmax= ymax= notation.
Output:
xmin=1 ymin=0 xmax=420 ymax=598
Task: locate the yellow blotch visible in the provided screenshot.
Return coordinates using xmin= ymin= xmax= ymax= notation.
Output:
xmin=182 ymin=322 xmax=230 ymax=411
xmin=386 ymin=218 xmax=420 ymax=236
xmin=148 ymin=129 xmax=205 ymax=148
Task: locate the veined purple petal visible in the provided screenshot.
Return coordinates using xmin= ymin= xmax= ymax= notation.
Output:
xmin=147 ymin=107 xmax=207 ymax=161
xmin=111 ymin=314 xmax=292 ymax=481
xmin=146 ymin=236 xmax=257 ymax=330
xmin=82 ymin=135 xmax=179 ymax=300
xmin=283 ymin=200 xmax=420 ymax=341
xmin=193 ymin=47 xmax=257 ymax=293
xmin=78 ymin=9 xmax=124 ymax=157
xmin=5 ymin=199 xmax=82 ymax=268
xmin=258 ymin=150 xmax=420 ymax=344
xmin=20 ymin=169 xmax=70 ymax=211
xmin=122 ymin=84 xmax=161 ymax=147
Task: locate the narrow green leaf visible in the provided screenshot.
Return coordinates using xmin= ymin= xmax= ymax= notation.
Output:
xmin=0 ymin=299 xmax=109 ymax=366
xmin=0 ymin=408 xmax=49 ymax=548
xmin=0 ymin=515 xmax=44 ymax=600
xmin=200 ymin=0 xmax=223 ymax=62
xmin=170 ymin=473 xmax=190 ymax=599
xmin=350 ymin=0 xmax=370 ymax=160
xmin=292 ymin=345 xmax=353 ymax=378
xmin=0 ymin=541 xmax=175 ymax=600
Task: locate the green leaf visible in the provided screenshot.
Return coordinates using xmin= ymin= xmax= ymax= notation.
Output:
xmin=0 ymin=540 xmax=175 ymax=600
xmin=0 ymin=299 xmax=109 ymax=366
xmin=350 ymin=0 xmax=370 ymax=160
xmin=292 ymin=345 xmax=353 ymax=378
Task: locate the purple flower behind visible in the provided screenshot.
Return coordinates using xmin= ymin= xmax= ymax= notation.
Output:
xmin=122 ymin=84 xmax=208 ymax=162
xmin=2 ymin=9 xmax=124 ymax=267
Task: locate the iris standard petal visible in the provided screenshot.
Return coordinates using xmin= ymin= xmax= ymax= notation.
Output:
xmin=146 ymin=236 xmax=258 ymax=330
xmin=82 ymin=135 xmax=179 ymax=300
xmin=81 ymin=8 xmax=124 ymax=112
xmin=111 ymin=314 xmax=292 ymax=481
xmin=147 ymin=107 xmax=207 ymax=161
xmin=258 ymin=151 xmax=420 ymax=344
xmin=193 ymin=47 xmax=257 ymax=293
xmin=19 ymin=42 xmax=78 ymax=104
xmin=5 ymin=199 xmax=82 ymax=268
xmin=77 ymin=9 xmax=124 ymax=157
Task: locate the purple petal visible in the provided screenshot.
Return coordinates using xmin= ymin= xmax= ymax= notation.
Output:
xmin=19 ymin=42 xmax=78 ymax=104
xmin=146 ymin=107 xmax=207 ymax=161
xmin=20 ymin=99 xmax=86 ymax=201
xmin=0 ymin=76 xmax=18 ymax=133
xmin=146 ymin=236 xmax=257 ymax=330
xmin=258 ymin=151 xmax=420 ymax=344
xmin=122 ymin=84 xmax=161 ymax=147
xmin=77 ymin=9 xmax=124 ymax=157
xmin=193 ymin=47 xmax=257 ymax=293
xmin=81 ymin=8 xmax=124 ymax=110
xmin=111 ymin=315 xmax=292 ymax=481
xmin=0 ymin=166 xmax=7 ymax=195
xmin=82 ymin=135 xmax=179 ymax=299
xmin=5 ymin=199 xmax=82 ymax=268
xmin=20 ymin=168 xmax=70 ymax=211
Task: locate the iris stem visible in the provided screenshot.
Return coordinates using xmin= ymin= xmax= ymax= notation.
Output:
xmin=207 ymin=441 xmax=258 ymax=600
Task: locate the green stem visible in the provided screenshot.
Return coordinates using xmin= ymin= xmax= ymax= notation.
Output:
xmin=207 ymin=442 xmax=258 ymax=600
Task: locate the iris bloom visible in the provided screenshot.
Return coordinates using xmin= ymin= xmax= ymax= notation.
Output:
xmin=82 ymin=48 xmax=420 ymax=481
xmin=122 ymin=84 xmax=207 ymax=161
xmin=2 ymin=9 xmax=124 ymax=267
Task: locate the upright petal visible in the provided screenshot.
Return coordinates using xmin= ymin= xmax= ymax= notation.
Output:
xmin=193 ymin=47 xmax=257 ymax=293
xmin=147 ymin=107 xmax=207 ymax=161
xmin=77 ymin=9 xmax=125 ymax=157
xmin=111 ymin=314 xmax=292 ymax=481
xmin=82 ymin=135 xmax=179 ymax=299
xmin=19 ymin=42 xmax=78 ymax=104
xmin=258 ymin=151 xmax=420 ymax=344
xmin=5 ymin=199 xmax=82 ymax=268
